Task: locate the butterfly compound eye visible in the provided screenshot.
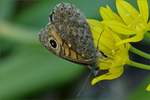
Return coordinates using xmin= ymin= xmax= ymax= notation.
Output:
xmin=49 ymin=38 xmax=57 ymax=49
xmin=49 ymin=12 xmax=54 ymax=22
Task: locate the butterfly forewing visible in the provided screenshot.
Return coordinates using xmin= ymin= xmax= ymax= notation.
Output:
xmin=50 ymin=3 xmax=97 ymax=60
xmin=39 ymin=2 xmax=98 ymax=65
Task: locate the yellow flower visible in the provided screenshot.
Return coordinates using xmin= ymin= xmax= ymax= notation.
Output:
xmin=146 ymin=84 xmax=150 ymax=91
xmin=87 ymin=19 xmax=130 ymax=85
xmin=100 ymin=0 xmax=150 ymax=45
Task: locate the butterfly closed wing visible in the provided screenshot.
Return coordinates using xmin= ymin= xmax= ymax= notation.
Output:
xmin=39 ymin=2 xmax=98 ymax=65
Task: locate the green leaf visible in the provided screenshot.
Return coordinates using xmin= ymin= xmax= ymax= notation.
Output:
xmin=0 ymin=44 xmax=84 ymax=99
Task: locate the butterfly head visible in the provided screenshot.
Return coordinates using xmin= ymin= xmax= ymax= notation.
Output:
xmin=39 ymin=23 xmax=62 ymax=56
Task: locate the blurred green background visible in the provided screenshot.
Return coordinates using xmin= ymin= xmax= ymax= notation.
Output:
xmin=0 ymin=0 xmax=150 ymax=100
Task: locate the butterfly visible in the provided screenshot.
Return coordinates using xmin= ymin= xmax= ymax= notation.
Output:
xmin=38 ymin=2 xmax=100 ymax=72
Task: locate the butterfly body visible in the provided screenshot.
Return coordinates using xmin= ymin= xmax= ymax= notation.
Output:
xmin=39 ymin=3 xmax=98 ymax=65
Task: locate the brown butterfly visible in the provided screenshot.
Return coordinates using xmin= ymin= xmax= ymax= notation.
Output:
xmin=38 ymin=3 xmax=99 ymax=68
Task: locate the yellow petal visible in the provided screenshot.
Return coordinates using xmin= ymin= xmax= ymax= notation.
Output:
xmin=103 ymin=20 xmax=136 ymax=35
xmin=116 ymin=32 xmax=144 ymax=45
xmin=116 ymin=0 xmax=139 ymax=25
xmin=128 ymin=15 xmax=147 ymax=31
xmin=98 ymin=28 xmax=116 ymax=51
xmin=87 ymin=19 xmax=103 ymax=28
xmin=87 ymin=19 xmax=104 ymax=34
xmin=87 ymin=19 xmax=104 ymax=47
xmin=137 ymin=0 xmax=149 ymax=22
xmin=100 ymin=6 xmax=123 ymax=22
xmin=100 ymin=7 xmax=110 ymax=20
xmin=146 ymin=84 xmax=150 ymax=91
xmin=91 ymin=67 xmax=123 ymax=85
xmin=87 ymin=19 xmax=116 ymax=53
xmin=97 ymin=59 xmax=112 ymax=70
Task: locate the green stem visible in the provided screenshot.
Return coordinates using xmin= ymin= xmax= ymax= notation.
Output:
xmin=144 ymin=32 xmax=150 ymax=38
xmin=130 ymin=46 xmax=150 ymax=60
xmin=128 ymin=60 xmax=150 ymax=70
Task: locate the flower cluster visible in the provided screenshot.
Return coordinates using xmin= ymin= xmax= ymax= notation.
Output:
xmin=101 ymin=0 xmax=150 ymax=45
xmin=87 ymin=19 xmax=130 ymax=85
xmin=88 ymin=0 xmax=150 ymax=91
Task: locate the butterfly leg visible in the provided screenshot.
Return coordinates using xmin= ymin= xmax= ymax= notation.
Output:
xmin=88 ymin=64 xmax=99 ymax=76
